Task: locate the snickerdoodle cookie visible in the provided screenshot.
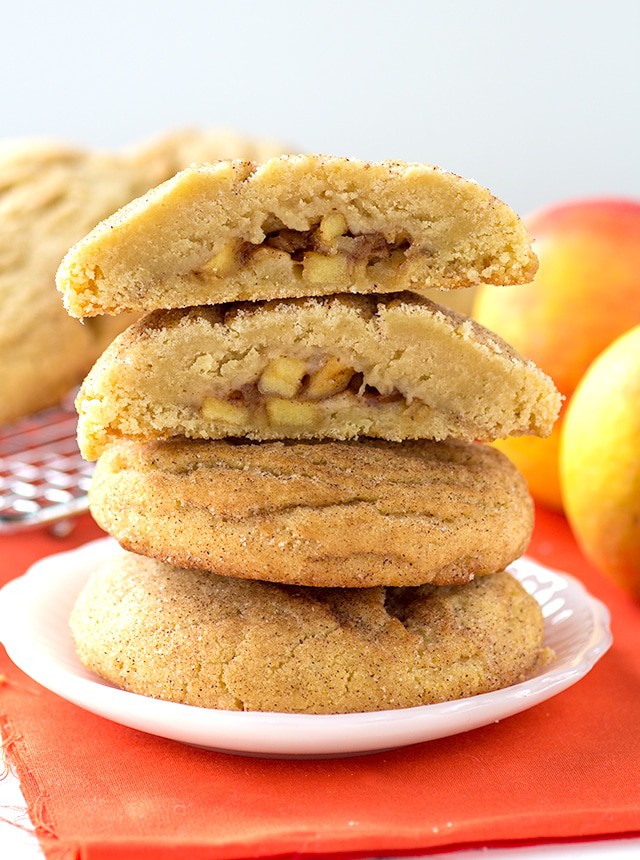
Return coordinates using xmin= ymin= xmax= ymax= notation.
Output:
xmin=75 ymin=293 xmax=560 ymax=460
xmin=57 ymin=154 xmax=538 ymax=318
xmin=70 ymin=551 xmax=547 ymax=713
xmin=89 ymin=437 xmax=533 ymax=588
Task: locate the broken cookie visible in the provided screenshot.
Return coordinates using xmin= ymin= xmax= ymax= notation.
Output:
xmin=57 ymin=154 xmax=538 ymax=317
xmin=75 ymin=293 xmax=561 ymax=460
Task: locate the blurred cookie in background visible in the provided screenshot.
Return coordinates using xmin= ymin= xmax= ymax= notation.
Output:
xmin=0 ymin=131 xmax=292 ymax=424
xmin=124 ymin=128 xmax=292 ymax=192
xmin=0 ymin=141 xmax=143 ymax=423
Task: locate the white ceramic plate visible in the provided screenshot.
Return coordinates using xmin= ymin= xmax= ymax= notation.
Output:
xmin=0 ymin=538 xmax=612 ymax=758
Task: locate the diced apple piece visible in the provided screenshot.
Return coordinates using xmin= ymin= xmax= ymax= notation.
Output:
xmin=265 ymin=398 xmax=320 ymax=428
xmin=317 ymin=212 xmax=348 ymax=244
xmin=305 ymin=356 xmax=353 ymax=399
xmin=251 ymin=246 xmax=292 ymax=267
xmin=389 ymin=248 xmax=407 ymax=266
xmin=200 ymin=243 xmax=238 ymax=276
xmin=201 ymin=396 xmax=249 ymax=425
xmin=258 ymin=357 xmax=308 ymax=398
xmin=302 ymin=252 xmax=351 ymax=285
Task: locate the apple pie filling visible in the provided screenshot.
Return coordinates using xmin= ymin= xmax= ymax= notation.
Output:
xmin=200 ymin=354 xmax=405 ymax=430
xmin=198 ymin=213 xmax=414 ymax=286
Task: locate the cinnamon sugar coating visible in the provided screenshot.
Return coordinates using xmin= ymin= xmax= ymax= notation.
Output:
xmin=89 ymin=437 xmax=534 ymax=588
xmin=70 ymin=551 xmax=547 ymax=713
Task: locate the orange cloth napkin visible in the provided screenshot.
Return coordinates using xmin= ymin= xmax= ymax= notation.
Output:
xmin=1 ymin=507 xmax=639 ymax=859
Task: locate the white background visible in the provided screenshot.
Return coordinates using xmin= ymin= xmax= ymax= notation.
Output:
xmin=2 ymin=0 xmax=639 ymax=215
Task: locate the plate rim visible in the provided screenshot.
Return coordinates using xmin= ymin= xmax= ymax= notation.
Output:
xmin=0 ymin=538 xmax=613 ymax=756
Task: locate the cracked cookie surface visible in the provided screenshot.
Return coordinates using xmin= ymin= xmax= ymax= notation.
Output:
xmin=76 ymin=293 xmax=560 ymax=460
xmin=89 ymin=437 xmax=533 ymax=588
xmin=57 ymin=154 xmax=538 ymax=317
xmin=70 ymin=551 xmax=548 ymax=713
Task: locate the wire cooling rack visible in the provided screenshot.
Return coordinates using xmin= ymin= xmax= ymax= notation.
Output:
xmin=0 ymin=391 xmax=92 ymax=535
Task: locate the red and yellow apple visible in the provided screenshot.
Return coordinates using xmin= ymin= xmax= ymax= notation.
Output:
xmin=492 ymin=410 xmax=565 ymax=512
xmin=473 ymin=198 xmax=640 ymax=510
xmin=561 ymin=325 xmax=640 ymax=598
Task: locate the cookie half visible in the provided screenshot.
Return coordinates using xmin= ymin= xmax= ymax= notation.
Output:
xmin=90 ymin=437 xmax=533 ymax=588
xmin=56 ymin=154 xmax=537 ymax=317
xmin=76 ymin=293 xmax=560 ymax=460
xmin=70 ymin=552 xmax=548 ymax=714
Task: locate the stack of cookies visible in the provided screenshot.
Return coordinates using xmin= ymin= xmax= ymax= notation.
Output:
xmin=56 ymin=155 xmax=561 ymax=714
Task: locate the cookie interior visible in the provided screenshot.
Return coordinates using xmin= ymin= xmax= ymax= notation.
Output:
xmin=76 ymin=294 xmax=560 ymax=460
xmin=57 ymin=155 xmax=537 ymax=316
